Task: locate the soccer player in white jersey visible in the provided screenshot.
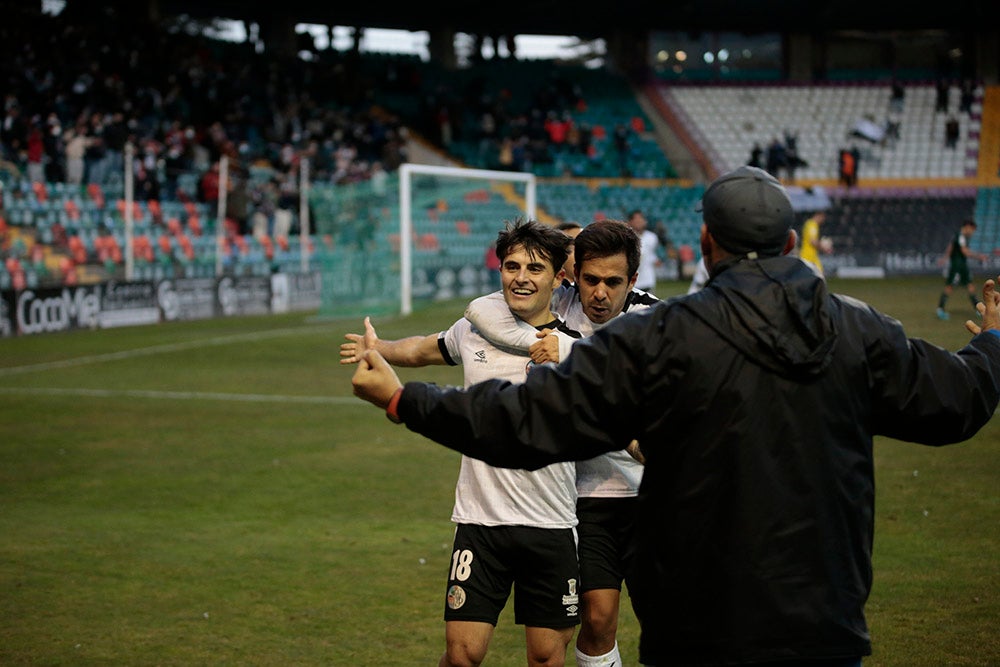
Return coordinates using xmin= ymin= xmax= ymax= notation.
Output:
xmin=340 ymin=220 xmax=583 ymax=667
xmin=464 ymin=219 xmax=658 ymax=667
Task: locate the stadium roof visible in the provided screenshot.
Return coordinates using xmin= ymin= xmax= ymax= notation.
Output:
xmin=156 ymin=0 xmax=996 ymax=36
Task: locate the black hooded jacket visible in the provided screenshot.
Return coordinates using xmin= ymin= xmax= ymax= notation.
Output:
xmin=398 ymin=255 xmax=1000 ymax=665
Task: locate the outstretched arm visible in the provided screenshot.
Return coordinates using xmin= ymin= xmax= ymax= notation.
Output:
xmin=340 ymin=316 xmax=446 ymax=367
xmin=960 ymin=244 xmax=989 ymax=262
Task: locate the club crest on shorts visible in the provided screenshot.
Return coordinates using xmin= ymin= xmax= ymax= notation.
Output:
xmin=447 ymin=585 xmax=467 ymax=610
xmin=562 ymin=578 xmax=579 ymax=615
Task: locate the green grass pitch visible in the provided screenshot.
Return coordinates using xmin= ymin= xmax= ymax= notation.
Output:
xmin=1 ymin=274 xmax=998 ymax=666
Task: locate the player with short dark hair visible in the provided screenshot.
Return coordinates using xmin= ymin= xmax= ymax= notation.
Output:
xmin=340 ymin=219 xmax=583 ymax=667
xmin=464 ymin=219 xmax=657 ymax=666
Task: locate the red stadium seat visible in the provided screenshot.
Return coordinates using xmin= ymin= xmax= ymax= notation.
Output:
xmin=177 ymin=234 xmax=195 ymax=261
xmin=133 ymin=235 xmax=154 ymax=263
xmin=68 ymin=235 xmax=88 ymax=264
xmin=87 ymin=183 xmax=105 ymax=208
xmin=258 ymin=234 xmax=274 ymax=260
xmin=59 ymin=256 xmax=78 ymax=285
xmin=157 ymin=234 xmax=173 ymax=255
xmin=417 ymin=233 xmax=440 ymax=250
xmin=31 ymin=181 xmax=48 ymax=203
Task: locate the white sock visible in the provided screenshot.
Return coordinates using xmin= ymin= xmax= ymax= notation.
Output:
xmin=575 ymin=641 xmax=621 ymax=667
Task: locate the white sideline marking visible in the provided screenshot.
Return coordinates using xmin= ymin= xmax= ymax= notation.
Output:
xmin=0 ymin=386 xmax=357 ymax=405
xmin=0 ymin=324 xmax=356 ymax=405
xmin=0 ymin=325 xmax=336 ymax=377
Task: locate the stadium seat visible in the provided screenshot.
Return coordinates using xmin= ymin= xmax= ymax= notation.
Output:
xmin=5 ymin=257 xmax=26 ymax=290
xmin=257 ymin=234 xmax=274 ymax=260
xmin=58 ymin=256 xmax=78 ymax=285
xmin=86 ymin=183 xmax=105 ymax=208
xmin=147 ymin=199 xmax=162 ymax=220
xmin=31 ymin=181 xmax=48 ymax=204
xmin=176 ymin=234 xmax=195 ymax=262
xmin=133 ymin=234 xmax=154 ymax=263
xmin=67 ymin=235 xmax=88 ymax=264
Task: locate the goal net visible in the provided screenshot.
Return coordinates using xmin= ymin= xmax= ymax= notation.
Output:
xmin=311 ymin=164 xmax=536 ymax=319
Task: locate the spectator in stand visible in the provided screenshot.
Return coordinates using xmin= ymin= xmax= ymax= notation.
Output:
xmin=227 ymin=173 xmax=253 ymax=236
xmin=889 ymin=80 xmax=906 ymax=113
xmin=765 ymin=136 xmax=786 ymax=180
xmin=747 ymin=142 xmax=763 ymax=169
xmin=613 ymin=123 xmax=631 ymax=177
xmin=62 ymin=124 xmax=90 ymax=185
xmin=103 ymin=112 xmax=129 ymax=181
xmin=839 ymin=146 xmax=859 ymax=188
xmin=84 ymin=112 xmax=108 ymax=185
xmin=274 ymin=174 xmax=298 ymax=239
xmin=783 ymin=130 xmax=807 ymax=184
xmin=43 ymin=113 xmax=64 ymax=182
xmin=945 ymin=116 xmax=960 ymax=149
xmin=935 ymin=78 xmax=951 ymax=113
xmin=26 ymin=119 xmax=45 ymax=184
xmin=135 ymin=139 xmax=162 ymax=201
xmin=959 ymin=80 xmax=976 ymax=115
xmin=198 ymin=161 xmax=221 ymax=208
xmin=1 ymin=103 xmax=28 ymax=163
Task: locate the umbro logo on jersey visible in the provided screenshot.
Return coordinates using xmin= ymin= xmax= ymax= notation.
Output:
xmin=473 ymin=350 xmax=488 ymax=363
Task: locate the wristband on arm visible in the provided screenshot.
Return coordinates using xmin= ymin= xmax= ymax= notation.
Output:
xmin=385 ymin=387 xmax=404 ymax=423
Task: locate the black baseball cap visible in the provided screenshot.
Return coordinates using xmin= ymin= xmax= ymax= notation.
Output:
xmin=697 ymin=166 xmax=794 ymax=257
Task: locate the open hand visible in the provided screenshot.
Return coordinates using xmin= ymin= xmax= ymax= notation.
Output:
xmin=340 ymin=316 xmax=379 ymax=364
xmin=965 ymin=278 xmax=999 ymax=336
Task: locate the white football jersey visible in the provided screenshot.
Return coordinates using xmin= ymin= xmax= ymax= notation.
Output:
xmin=440 ymin=318 xmax=578 ymax=528
xmin=558 ymin=291 xmax=652 ymax=498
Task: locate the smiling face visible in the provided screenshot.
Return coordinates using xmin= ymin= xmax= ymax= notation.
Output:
xmin=575 ymin=253 xmax=636 ymax=324
xmin=500 ymin=244 xmax=563 ymax=327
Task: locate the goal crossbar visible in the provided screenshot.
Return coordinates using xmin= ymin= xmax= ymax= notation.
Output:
xmin=398 ymin=163 xmax=536 ymax=315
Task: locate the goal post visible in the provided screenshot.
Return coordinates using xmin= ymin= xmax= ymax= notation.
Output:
xmin=398 ymin=164 xmax=536 ymax=315
xmin=311 ymin=163 xmax=538 ymax=321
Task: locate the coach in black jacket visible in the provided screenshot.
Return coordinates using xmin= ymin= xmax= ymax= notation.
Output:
xmin=351 ymin=166 xmax=1000 ymax=666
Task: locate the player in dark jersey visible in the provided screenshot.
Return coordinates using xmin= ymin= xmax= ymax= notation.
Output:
xmin=937 ymin=218 xmax=988 ymax=320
